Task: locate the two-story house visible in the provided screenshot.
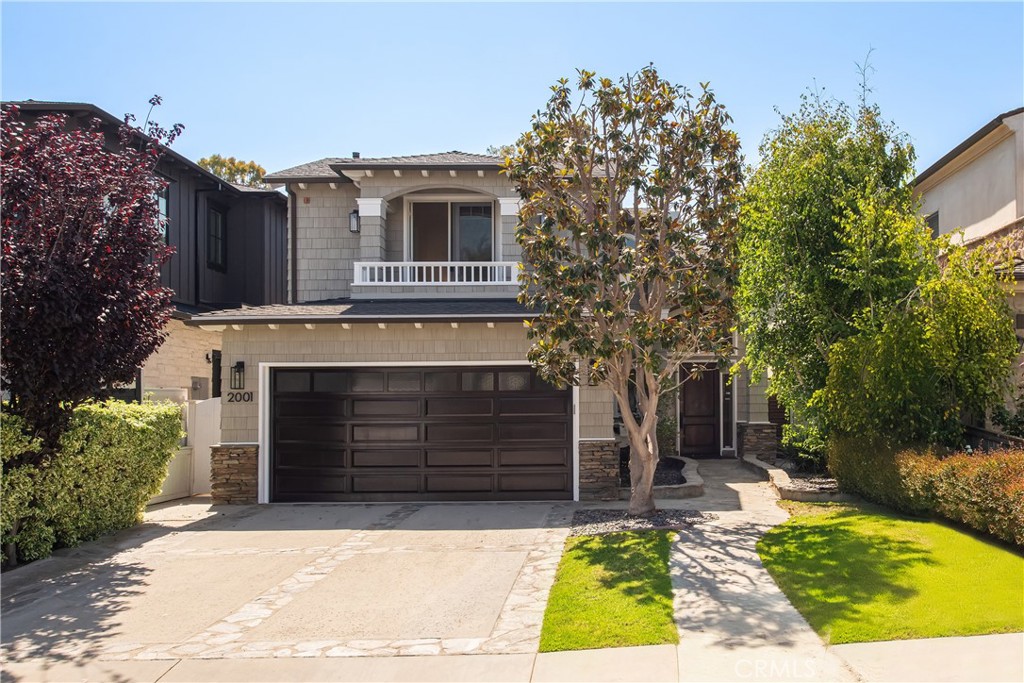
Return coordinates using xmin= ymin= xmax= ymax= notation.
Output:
xmin=9 ymin=101 xmax=289 ymax=403
xmin=190 ymin=152 xmax=776 ymax=504
xmin=914 ymin=106 xmax=1024 ymax=434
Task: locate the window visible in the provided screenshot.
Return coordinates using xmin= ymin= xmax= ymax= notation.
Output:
xmin=211 ymin=350 xmax=222 ymax=398
xmin=409 ymin=200 xmax=494 ymax=262
xmin=452 ymin=204 xmax=493 ymax=261
xmin=207 ymin=206 xmax=226 ymax=270
xmin=156 ymin=181 xmax=170 ymax=243
xmin=925 ymin=211 xmax=940 ymax=238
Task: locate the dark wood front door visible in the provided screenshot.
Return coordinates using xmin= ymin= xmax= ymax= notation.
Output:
xmin=271 ymin=366 xmax=572 ymax=502
xmin=679 ymin=367 xmax=721 ymax=458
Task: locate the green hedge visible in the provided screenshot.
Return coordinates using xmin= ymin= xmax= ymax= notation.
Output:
xmin=1 ymin=400 xmax=183 ymax=565
xmin=829 ymin=438 xmax=1024 ymax=546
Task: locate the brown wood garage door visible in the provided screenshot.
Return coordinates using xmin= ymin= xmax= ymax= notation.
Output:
xmin=271 ymin=366 xmax=573 ymax=502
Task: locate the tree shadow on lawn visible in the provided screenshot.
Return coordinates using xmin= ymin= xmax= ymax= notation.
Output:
xmin=756 ymin=507 xmax=938 ymax=642
xmin=566 ymin=531 xmax=676 ymax=610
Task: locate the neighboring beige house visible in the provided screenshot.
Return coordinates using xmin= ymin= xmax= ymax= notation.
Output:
xmin=914 ymin=106 xmax=1024 ymax=433
xmin=189 ymin=152 xmax=776 ymax=504
xmin=914 ymin=106 xmax=1023 ymax=245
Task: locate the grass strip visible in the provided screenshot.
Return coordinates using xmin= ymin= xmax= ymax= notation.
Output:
xmin=539 ymin=530 xmax=678 ymax=652
xmin=758 ymin=501 xmax=1024 ymax=644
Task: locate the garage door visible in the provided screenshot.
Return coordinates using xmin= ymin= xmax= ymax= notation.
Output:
xmin=271 ymin=366 xmax=572 ymax=502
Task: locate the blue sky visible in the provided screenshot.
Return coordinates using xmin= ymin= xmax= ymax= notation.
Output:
xmin=3 ymin=2 xmax=1022 ymax=176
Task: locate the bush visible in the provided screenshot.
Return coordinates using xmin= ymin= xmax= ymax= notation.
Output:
xmin=829 ymin=437 xmax=1024 ymax=546
xmin=1 ymin=400 xmax=182 ymax=565
xmin=656 ymin=388 xmax=678 ymax=459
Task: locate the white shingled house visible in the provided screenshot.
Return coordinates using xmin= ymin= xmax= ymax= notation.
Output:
xmin=189 ymin=152 xmax=777 ymax=504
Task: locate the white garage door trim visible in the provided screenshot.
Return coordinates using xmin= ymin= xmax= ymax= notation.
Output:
xmin=257 ymin=361 xmax=580 ymax=504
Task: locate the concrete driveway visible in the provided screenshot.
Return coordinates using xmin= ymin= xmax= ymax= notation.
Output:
xmin=1 ymin=499 xmax=570 ymax=678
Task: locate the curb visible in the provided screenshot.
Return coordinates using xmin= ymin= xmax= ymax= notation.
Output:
xmin=618 ymin=456 xmax=705 ymax=500
xmin=740 ymin=454 xmax=856 ymax=503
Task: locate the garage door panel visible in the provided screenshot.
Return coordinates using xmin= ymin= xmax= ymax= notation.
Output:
xmin=426 ymin=450 xmax=493 ymax=467
xmin=351 ymin=398 xmax=420 ymax=417
xmin=350 ymin=372 xmax=386 ymax=392
xmin=277 ymin=422 xmax=348 ymax=443
xmin=352 ymin=424 xmax=419 ymax=442
xmin=352 ymin=475 xmax=420 ymax=493
xmin=426 ymin=423 xmax=494 ymax=443
xmin=276 ymin=398 xmax=347 ymax=418
xmin=426 ymin=398 xmax=494 ymax=417
xmin=275 ymin=371 xmax=311 ymax=393
xmin=499 ymin=422 xmax=568 ymax=442
xmin=499 ymin=396 xmax=568 ymax=416
xmin=271 ymin=366 xmax=572 ymax=502
xmin=351 ymin=450 xmax=420 ymax=467
xmin=426 ymin=474 xmax=494 ymax=492
xmin=275 ymin=474 xmax=348 ymax=495
xmin=274 ymin=447 xmax=346 ymax=469
xmin=498 ymin=448 xmax=568 ymax=467
xmin=386 ymin=372 xmax=422 ymax=392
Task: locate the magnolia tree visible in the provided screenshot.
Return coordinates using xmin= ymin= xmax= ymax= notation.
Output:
xmin=1 ymin=99 xmax=181 ymax=447
xmin=505 ymin=67 xmax=743 ymax=515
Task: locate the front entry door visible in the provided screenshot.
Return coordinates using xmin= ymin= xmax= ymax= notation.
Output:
xmin=679 ymin=366 xmax=720 ymax=458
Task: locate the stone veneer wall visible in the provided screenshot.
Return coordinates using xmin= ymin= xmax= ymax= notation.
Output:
xmin=211 ymin=445 xmax=258 ymax=504
xmin=738 ymin=423 xmax=779 ymax=463
xmin=579 ymin=440 xmax=620 ymax=500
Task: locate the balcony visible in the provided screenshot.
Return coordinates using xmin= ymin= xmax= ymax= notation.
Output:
xmin=351 ymin=261 xmax=521 ymax=299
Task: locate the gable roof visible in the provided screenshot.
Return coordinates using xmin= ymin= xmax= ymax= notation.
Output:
xmin=265 ymin=151 xmax=502 ymax=183
xmin=913 ymin=106 xmax=1024 ymax=187
xmin=3 ymin=100 xmax=284 ymax=203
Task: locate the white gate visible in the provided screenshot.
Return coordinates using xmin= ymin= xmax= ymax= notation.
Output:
xmin=148 ymin=395 xmax=221 ymax=504
xmin=190 ymin=397 xmax=221 ymax=494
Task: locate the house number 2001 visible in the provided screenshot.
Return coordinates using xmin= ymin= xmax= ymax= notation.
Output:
xmin=227 ymin=391 xmax=253 ymax=403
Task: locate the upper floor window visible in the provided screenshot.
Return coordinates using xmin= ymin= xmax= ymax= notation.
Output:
xmin=207 ymin=205 xmax=226 ymax=271
xmin=409 ymin=200 xmax=494 ymax=262
xmin=156 ymin=182 xmax=170 ymax=244
xmin=925 ymin=211 xmax=940 ymax=238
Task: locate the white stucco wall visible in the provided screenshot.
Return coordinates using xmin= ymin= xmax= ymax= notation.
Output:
xmin=917 ymin=115 xmax=1024 ymax=243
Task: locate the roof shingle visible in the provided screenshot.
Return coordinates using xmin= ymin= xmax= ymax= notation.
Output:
xmin=185 ymin=298 xmax=534 ymax=324
xmin=265 ymin=151 xmax=502 ymax=182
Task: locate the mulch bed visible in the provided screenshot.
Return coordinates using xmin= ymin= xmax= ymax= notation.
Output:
xmin=618 ymin=447 xmax=688 ymax=487
xmin=569 ymin=509 xmax=717 ymax=537
xmin=776 ymin=457 xmax=841 ymax=494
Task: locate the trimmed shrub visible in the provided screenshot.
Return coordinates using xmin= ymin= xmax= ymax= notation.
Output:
xmin=829 ymin=438 xmax=1024 ymax=546
xmin=1 ymin=400 xmax=182 ymax=565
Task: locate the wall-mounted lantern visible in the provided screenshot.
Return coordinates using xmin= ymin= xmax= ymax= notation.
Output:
xmin=230 ymin=361 xmax=245 ymax=390
xmin=349 ymin=209 xmax=361 ymax=234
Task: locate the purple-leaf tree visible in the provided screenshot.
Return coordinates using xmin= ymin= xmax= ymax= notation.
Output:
xmin=1 ymin=98 xmax=182 ymax=448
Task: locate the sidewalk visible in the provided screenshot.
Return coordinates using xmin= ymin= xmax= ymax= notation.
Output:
xmin=4 ymin=634 xmax=1022 ymax=682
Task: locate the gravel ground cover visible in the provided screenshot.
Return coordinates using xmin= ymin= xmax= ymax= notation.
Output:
xmin=570 ymin=509 xmax=716 ymax=537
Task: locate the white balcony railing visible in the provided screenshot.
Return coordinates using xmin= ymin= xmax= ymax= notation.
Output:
xmin=353 ymin=261 xmax=521 ymax=286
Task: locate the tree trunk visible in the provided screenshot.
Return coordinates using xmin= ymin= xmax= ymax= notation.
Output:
xmin=627 ymin=431 xmax=658 ymax=516
xmin=5 ymin=518 xmax=19 ymax=568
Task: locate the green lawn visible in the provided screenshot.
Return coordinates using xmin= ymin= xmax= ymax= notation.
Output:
xmin=758 ymin=501 xmax=1024 ymax=644
xmin=539 ymin=530 xmax=679 ymax=652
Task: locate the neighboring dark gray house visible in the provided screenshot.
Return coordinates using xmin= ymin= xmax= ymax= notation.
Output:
xmin=7 ymin=100 xmax=288 ymax=402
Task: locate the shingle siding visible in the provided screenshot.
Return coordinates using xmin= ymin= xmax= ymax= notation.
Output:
xmin=219 ymin=322 xmax=613 ymax=443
